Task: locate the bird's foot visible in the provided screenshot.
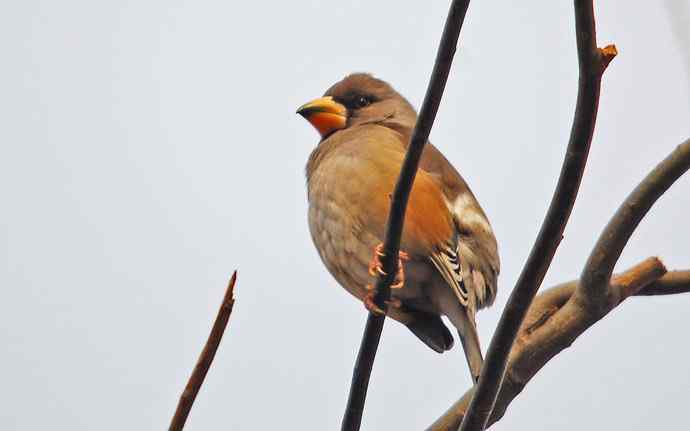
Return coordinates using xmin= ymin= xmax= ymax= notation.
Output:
xmin=363 ymin=288 xmax=403 ymax=316
xmin=367 ymin=243 xmax=409 ymax=289
xmin=363 ymin=291 xmax=385 ymax=315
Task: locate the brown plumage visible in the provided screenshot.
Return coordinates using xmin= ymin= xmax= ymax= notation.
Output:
xmin=298 ymin=73 xmax=500 ymax=382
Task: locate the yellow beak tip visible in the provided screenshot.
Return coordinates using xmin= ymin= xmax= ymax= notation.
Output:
xmin=296 ymin=96 xmax=348 ymax=137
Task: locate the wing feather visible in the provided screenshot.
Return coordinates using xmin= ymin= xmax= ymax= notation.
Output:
xmin=429 ymin=244 xmax=469 ymax=306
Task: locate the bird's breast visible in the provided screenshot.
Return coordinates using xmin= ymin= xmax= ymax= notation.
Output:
xmin=307 ymin=170 xmax=378 ymax=300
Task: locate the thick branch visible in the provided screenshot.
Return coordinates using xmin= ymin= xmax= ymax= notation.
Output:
xmin=428 ymin=259 xmax=690 ymax=430
xmin=169 ymin=272 xmax=237 ymax=431
xmin=457 ymin=3 xmax=616 ymax=430
xmin=578 ymin=138 xmax=690 ymax=309
xmin=340 ymin=2 xmax=472 ymax=430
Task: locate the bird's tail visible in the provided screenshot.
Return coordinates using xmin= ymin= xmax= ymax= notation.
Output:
xmin=405 ymin=312 xmax=454 ymax=353
xmin=443 ymin=303 xmax=483 ymax=383
xmin=457 ymin=321 xmax=484 ymax=383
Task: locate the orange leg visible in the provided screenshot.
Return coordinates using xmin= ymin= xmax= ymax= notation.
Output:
xmin=364 ymin=243 xmax=409 ymax=314
xmin=367 ymin=244 xmax=409 ymax=289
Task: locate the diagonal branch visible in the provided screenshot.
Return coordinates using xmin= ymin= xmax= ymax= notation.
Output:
xmin=430 ymin=137 xmax=690 ymax=430
xmin=169 ymin=272 xmax=237 ymax=431
xmin=457 ymin=2 xmax=616 ymax=430
xmin=341 ymin=2 xmax=472 ymax=430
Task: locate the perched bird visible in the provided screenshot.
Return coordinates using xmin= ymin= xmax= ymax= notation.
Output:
xmin=297 ymin=73 xmax=499 ymax=382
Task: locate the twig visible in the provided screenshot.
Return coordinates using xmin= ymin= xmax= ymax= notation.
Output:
xmin=428 ymin=260 xmax=690 ymax=430
xmin=608 ymin=256 xmax=668 ymax=301
xmin=340 ymin=2 xmax=472 ymax=430
xmin=169 ymin=272 xmax=237 ymax=431
xmin=637 ymin=270 xmax=690 ymax=296
xmin=457 ymin=2 xmax=616 ymax=430
xmin=578 ymin=138 xmax=690 ymax=310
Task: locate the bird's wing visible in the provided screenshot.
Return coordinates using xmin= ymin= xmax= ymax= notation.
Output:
xmin=429 ymin=244 xmax=470 ymax=306
xmin=419 ymin=143 xmax=500 ymax=308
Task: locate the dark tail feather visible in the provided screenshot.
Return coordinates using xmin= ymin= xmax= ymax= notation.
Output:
xmin=457 ymin=323 xmax=484 ymax=383
xmin=406 ymin=313 xmax=454 ymax=353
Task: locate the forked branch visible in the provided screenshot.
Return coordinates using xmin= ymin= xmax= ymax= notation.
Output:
xmin=430 ymin=138 xmax=690 ymax=430
xmin=428 ymin=258 xmax=690 ymax=431
xmin=578 ymin=139 xmax=690 ymax=310
xmin=428 ymin=260 xmax=690 ymax=430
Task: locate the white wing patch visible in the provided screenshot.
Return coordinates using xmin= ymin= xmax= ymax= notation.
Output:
xmin=452 ymin=193 xmax=493 ymax=233
xmin=431 ymin=193 xmax=498 ymax=309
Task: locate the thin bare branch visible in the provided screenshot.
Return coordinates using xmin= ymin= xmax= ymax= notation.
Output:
xmin=341 ymin=2 xmax=472 ymax=430
xmin=457 ymin=2 xmax=616 ymax=430
xmin=428 ymin=259 xmax=690 ymax=430
xmin=578 ymin=138 xmax=690 ymax=310
xmin=169 ymin=272 xmax=237 ymax=431
xmin=341 ymin=2 xmax=474 ymax=428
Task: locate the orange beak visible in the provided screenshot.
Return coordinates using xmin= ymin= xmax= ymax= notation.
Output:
xmin=296 ymin=96 xmax=348 ymax=138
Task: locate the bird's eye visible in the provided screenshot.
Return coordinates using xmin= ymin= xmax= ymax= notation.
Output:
xmin=356 ymin=96 xmax=371 ymax=108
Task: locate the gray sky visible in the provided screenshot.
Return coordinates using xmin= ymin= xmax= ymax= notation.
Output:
xmin=1 ymin=1 xmax=689 ymax=430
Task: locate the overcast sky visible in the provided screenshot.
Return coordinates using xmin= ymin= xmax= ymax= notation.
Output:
xmin=1 ymin=1 xmax=689 ymax=430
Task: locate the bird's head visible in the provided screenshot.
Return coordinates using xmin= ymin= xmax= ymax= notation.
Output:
xmin=297 ymin=73 xmax=416 ymax=139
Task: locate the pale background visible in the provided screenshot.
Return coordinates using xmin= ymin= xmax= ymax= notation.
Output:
xmin=1 ymin=1 xmax=689 ymax=429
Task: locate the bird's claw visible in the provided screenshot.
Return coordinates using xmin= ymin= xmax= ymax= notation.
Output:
xmin=364 ymin=244 xmax=408 ymax=314
xmin=364 ymin=292 xmax=385 ymax=315
xmin=367 ymin=244 xmax=409 ymax=289
xmin=363 ymin=289 xmax=403 ymax=316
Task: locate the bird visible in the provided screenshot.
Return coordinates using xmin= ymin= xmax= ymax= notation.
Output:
xmin=297 ymin=73 xmax=499 ymax=383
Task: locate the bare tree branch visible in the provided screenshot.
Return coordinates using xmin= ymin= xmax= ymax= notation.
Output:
xmin=428 ymin=259 xmax=690 ymax=431
xmin=169 ymin=272 xmax=237 ymax=431
xmin=578 ymin=138 xmax=690 ymax=311
xmin=341 ymin=2 xmax=473 ymax=430
xmin=341 ymin=3 xmax=472 ymax=430
xmin=457 ymin=2 xmax=616 ymax=429
xmin=430 ymin=137 xmax=690 ymax=430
